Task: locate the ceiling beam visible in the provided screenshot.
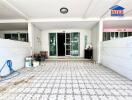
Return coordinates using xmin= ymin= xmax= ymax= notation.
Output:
xmin=82 ymin=0 xmax=93 ymax=18
xmin=102 ymin=17 xmax=132 ymax=21
xmin=91 ymin=22 xmax=99 ymax=30
xmin=29 ymin=18 xmax=100 ymax=23
xmin=0 ymin=17 xmax=132 ymax=24
xmin=0 ymin=19 xmax=28 ymax=23
xmin=32 ymin=23 xmax=42 ymax=31
xmin=1 ymin=0 xmax=29 ymax=19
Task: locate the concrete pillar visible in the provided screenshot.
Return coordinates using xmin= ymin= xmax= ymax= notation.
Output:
xmin=98 ymin=20 xmax=103 ymax=63
xmin=28 ymin=22 xmax=34 ymax=55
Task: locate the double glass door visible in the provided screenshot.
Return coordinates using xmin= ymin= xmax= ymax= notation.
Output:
xmin=49 ymin=32 xmax=80 ymax=56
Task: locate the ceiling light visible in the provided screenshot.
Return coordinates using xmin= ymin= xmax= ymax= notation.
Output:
xmin=60 ymin=7 xmax=68 ymax=14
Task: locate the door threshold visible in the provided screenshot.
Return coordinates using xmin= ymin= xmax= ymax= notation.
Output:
xmin=46 ymin=58 xmax=90 ymax=61
xmin=48 ymin=56 xmax=90 ymax=60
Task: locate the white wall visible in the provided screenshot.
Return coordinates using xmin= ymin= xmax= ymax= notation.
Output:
xmin=91 ymin=23 xmax=99 ymax=62
xmin=41 ymin=29 xmax=91 ymax=57
xmin=0 ymin=39 xmax=31 ymax=76
xmin=101 ymin=37 xmax=132 ymax=80
xmin=32 ymin=25 xmax=41 ymax=53
xmin=28 ymin=23 xmax=41 ymax=53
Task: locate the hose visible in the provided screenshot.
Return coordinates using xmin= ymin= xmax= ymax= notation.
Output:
xmin=0 ymin=60 xmax=21 ymax=82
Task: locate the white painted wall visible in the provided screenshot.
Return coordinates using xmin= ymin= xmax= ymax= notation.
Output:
xmin=41 ymin=29 xmax=91 ymax=57
xmin=28 ymin=23 xmax=41 ymax=53
xmin=32 ymin=25 xmax=41 ymax=53
xmin=101 ymin=37 xmax=132 ymax=80
xmin=0 ymin=39 xmax=31 ymax=76
xmin=91 ymin=23 xmax=99 ymax=62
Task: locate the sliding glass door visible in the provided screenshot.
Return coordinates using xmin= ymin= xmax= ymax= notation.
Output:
xmin=49 ymin=32 xmax=80 ymax=56
xmin=71 ymin=32 xmax=80 ymax=56
xmin=49 ymin=33 xmax=56 ymax=56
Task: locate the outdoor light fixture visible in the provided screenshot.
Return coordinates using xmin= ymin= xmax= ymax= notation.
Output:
xmin=60 ymin=7 xmax=68 ymax=14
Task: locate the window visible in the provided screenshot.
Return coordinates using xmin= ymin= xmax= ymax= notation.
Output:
xmin=111 ymin=32 xmax=114 ymax=39
xmin=20 ymin=33 xmax=28 ymax=42
xmin=103 ymin=32 xmax=111 ymax=41
xmin=5 ymin=34 xmax=11 ymax=39
xmin=120 ymin=32 xmax=124 ymax=38
xmin=103 ymin=32 xmax=107 ymax=41
xmin=124 ymin=32 xmax=127 ymax=37
xmin=107 ymin=32 xmax=110 ymax=40
xmin=120 ymin=32 xmax=127 ymax=38
xmin=128 ymin=32 xmax=132 ymax=37
xmin=4 ymin=33 xmax=28 ymax=42
xmin=12 ymin=34 xmax=18 ymax=40
xmin=115 ymin=32 xmax=118 ymax=38
xmin=103 ymin=31 xmax=132 ymax=41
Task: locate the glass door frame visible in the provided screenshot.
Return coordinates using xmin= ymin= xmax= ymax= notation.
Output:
xmin=70 ymin=32 xmax=80 ymax=56
xmin=65 ymin=33 xmax=71 ymax=56
xmin=49 ymin=33 xmax=57 ymax=56
xmin=49 ymin=32 xmax=80 ymax=57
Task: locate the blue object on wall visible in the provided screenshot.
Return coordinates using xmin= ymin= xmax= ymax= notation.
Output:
xmin=110 ymin=5 xmax=125 ymax=16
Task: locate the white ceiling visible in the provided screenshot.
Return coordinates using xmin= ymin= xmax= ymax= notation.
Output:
xmin=0 ymin=1 xmax=25 ymax=19
xmin=0 ymin=23 xmax=28 ymax=30
xmin=104 ymin=0 xmax=132 ymax=17
xmin=0 ymin=0 xmax=132 ymax=30
xmin=104 ymin=20 xmax=132 ymax=29
xmin=33 ymin=21 xmax=98 ymax=30
xmin=0 ymin=0 xmax=131 ymax=19
xmin=84 ymin=0 xmax=119 ymax=18
xmin=6 ymin=0 xmax=92 ymax=18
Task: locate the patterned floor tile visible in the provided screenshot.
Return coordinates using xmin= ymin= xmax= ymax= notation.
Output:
xmin=0 ymin=60 xmax=132 ymax=100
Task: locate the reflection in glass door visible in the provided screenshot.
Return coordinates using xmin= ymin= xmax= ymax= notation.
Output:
xmin=49 ymin=33 xmax=56 ymax=56
xmin=65 ymin=33 xmax=71 ymax=55
xmin=71 ymin=32 xmax=80 ymax=56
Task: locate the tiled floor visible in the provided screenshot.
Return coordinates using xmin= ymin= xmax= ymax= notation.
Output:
xmin=0 ymin=60 xmax=132 ymax=100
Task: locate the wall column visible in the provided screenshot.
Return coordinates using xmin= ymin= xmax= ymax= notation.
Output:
xmin=98 ymin=20 xmax=103 ymax=63
xmin=28 ymin=22 xmax=34 ymax=55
